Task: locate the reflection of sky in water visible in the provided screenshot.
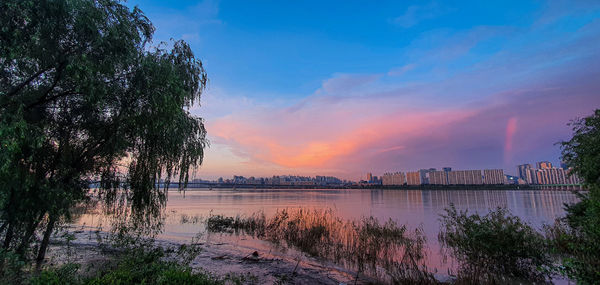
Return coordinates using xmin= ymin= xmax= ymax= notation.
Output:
xmin=77 ymin=189 xmax=579 ymax=274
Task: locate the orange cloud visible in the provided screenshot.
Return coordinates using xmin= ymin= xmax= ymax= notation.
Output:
xmin=209 ymin=102 xmax=475 ymax=170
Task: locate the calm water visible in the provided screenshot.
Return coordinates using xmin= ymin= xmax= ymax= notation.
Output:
xmin=78 ymin=188 xmax=579 ymax=275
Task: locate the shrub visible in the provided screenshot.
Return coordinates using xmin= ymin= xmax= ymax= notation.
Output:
xmin=0 ymin=249 xmax=26 ymax=284
xmin=439 ymin=206 xmax=553 ymax=284
xmin=546 ymin=189 xmax=600 ymax=283
xmin=27 ymin=246 xmax=219 ymax=285
xmin=29 ymin=263 xmax=81 ymax=285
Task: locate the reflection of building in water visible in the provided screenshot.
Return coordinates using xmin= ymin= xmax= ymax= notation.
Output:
xmin=422 ymin=190 xmax=508 ymax=210
xmin=370 ymin=189 xmax=384 ymax=205
xmin=403 ymin=190 xmax=425 ymax=211
xmin=517 ymin=190 xmax=579 ymax=223
xmin=379 ymin=190 xmax=426 ymax=220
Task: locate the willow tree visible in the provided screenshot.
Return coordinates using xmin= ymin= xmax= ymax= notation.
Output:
xmin=0 ymin=0 xmax=207 ymax=262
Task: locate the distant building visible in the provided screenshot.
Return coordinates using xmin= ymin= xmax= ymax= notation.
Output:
xmin=448 ymin=170 xmax=483 ymax=185
xmin=483 ymin=169 xmax=505 ymax=185
xmin=537 ymin=161 xmax=553 ymax=169
xmin=406 ymin=171 xmax=421 ymax=185
xmin=417 ymin=168 xmax=436 ymax=184
xmin=429 ymin=171 xmax=448 ymax=185
xmin=382 ymin=172 xmax=406 ymax=186
xmin=517 ymin=164 xmax=532 ymax=181
xmin=366 ymin=173 xmax=373 ymax=183
xmin=521 ymin=166 xmax=581 ymax=185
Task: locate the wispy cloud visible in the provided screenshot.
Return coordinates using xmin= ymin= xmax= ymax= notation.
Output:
xmin=390 ymin=2 xmax=451 ymax=28
xmin=198 ymin=11 xmax=600 ymax=178
xmin=129 ymin=0 xmax=222 ymax=46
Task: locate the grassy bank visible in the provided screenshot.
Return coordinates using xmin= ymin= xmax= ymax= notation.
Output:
xmin=1 ymin=239 xmax=256 ymax=285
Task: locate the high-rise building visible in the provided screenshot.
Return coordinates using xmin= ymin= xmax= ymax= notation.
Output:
xmin=406 ymin=171 xmax=421 ymax=185
xmin=483 ymin=169 xmax=505 ymax=185
xmin=447 ymin=170 xmax=483 ymax=185
xmin=537 ymin=161 xmax=552 ymax=169
xmin=366 ymin=173 xmax=373 ymax=182
xmin=418 ymin=169 xmax=430 ymax=184
xmin=517 ymin=164 xmax=532 ymax=181
xmin=429 ymin=171 xmax=448 ymax=185
xmin=523 ymin=166 xmax=582 ymax=185
xmin=443 ymin=167 xmax=452 ymax=185
xmin=382 ymin=172 xmax=406 ymax=185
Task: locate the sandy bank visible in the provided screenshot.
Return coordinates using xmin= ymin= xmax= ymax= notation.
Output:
xmin=43 ymin=225 xmax=375 ymax=285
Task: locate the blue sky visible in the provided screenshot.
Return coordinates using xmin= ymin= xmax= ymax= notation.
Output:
xmin=125 ymin=0 xmax=600 ymax=179
xmin=128 ymin=0 xmax=544 ymax=97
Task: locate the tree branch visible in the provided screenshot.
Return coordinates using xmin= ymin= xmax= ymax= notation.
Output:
xmin=5 ymin=68 xmax=51 ymax=97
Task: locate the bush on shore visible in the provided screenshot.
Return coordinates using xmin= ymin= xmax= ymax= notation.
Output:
xmin=439 ymin=205 xmax=553 ymax=284
xmin=27 ymin=246 xmax=220 ymax=285
xmin=545 ymin=189 xmax=600 ymax=283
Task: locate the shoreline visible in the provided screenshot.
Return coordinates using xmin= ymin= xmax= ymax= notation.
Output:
xmin=159 ymin=185 xmax=586 ymax=191
xmin=44 ymin=225 xmax=374 ymax=284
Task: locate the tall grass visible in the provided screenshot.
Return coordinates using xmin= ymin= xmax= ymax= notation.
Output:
xmin=207 ymin=208 xmax=437 ymax=284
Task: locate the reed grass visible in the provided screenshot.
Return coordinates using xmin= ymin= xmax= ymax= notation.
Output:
xmin=207 ymin=208 xmax=437 ymax=284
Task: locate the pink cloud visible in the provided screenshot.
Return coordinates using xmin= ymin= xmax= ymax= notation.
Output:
xmin=205 ymin=72 xmax=600 ymax=179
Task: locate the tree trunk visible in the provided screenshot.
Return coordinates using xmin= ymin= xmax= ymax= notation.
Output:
xmin=16 ymin=213 xmax=44 ymax=255
xmin=0 ymin=222 xmax=7 ymax=236
xmin=36 ymin=215 xmax=56 ymax=265
xmin=3 ymin=222 xmax=14 ymax=249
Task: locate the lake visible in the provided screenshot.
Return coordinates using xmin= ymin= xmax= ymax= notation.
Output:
xmin=77 ymin=188 xmax=579 ymax=280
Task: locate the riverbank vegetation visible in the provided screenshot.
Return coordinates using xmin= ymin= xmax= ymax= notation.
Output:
xmin=1 ymin=238 xmax=251 ymax=285
xmin=207 ymin=208 xmax=435 ymax=284
xmin=551 ymin=109 xmax=600 ymax=283
xmin=439 ymin=207 xmax=553 ymax=283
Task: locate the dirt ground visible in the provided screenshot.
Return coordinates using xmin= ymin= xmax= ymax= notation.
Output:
xmin=43 ymin=225 xmax=375 ymax=285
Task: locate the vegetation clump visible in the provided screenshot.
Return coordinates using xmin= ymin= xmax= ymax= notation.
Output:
xmin=207 ymin=208 xmax=437 ymax=284
xmin=439 ymin=206 xmax=553 ymax=284
xmin=28 ymin=247 xmax=221 ymax=285
xmin=554 ymin=109 xmax=600 ymax=283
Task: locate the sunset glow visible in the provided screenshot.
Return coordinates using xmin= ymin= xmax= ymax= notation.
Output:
xmin=128 ymin=1 xmax=600 ymax=179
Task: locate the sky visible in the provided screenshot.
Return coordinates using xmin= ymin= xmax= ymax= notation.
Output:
xmin=126 ymin=0 xmax=600 ymax=180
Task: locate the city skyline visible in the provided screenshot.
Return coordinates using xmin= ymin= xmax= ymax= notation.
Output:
xmin=199 ymin=158 xmax=577 ymax=186
xmin=127 ymin=1 xmax=600 ymax=180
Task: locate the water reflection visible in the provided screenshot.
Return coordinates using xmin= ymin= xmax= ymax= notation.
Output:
xmin=76 ymin=189 xmax=578 ymax=273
